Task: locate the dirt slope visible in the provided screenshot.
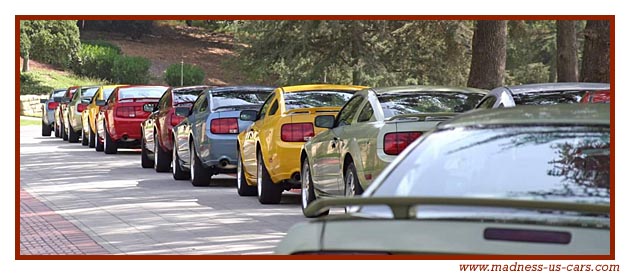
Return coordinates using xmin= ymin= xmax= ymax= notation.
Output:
xmin=79 ymin=23 xmax=247 ymax=86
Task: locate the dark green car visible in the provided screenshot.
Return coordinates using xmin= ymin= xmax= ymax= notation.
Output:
xmin=276 ymin=104 xmax=610 ymax=255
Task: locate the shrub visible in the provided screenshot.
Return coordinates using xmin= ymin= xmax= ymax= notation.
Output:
xmin=73 ymin=43 xmax=120 ymax=81
xmin=82 ymin=40 xmax=122 ymax=54
xmin=21 ymin=20 xmax=81 ymax=69
xmin=164 ymin=63 xmax=205 ymax=86
xmin=112 ymin=56 xmax=151 ymax=84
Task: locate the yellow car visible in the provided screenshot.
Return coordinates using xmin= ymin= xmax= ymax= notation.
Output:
xmin=236 ymin=84 xmax=366 ymax=204
xmin=81 ymin=84 xmax=126 ymax=150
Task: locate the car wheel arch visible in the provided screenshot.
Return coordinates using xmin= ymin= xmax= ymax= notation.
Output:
xmin=342 ymin=153 xmax=354 ymax=177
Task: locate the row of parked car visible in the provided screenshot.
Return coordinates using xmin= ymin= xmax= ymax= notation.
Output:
xmin=40 ymin=82 xmax=611 ymax=255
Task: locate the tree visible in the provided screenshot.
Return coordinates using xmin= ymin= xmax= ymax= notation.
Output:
xmin=20 ymin=20 xmax=81 ymax=70
xmin=467 ymin=20 xmax=508 ymax=89
xmin=580 ymin=20 xmax=610 ymax=83
xmin=556 ymin=20 xmax=579 ymax=82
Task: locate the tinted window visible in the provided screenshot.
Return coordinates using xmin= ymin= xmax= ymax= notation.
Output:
xmin=193 ymin=94 xmax=208 ymax=113
xmin=81 ymin=87 xmax=99 ymax=99
xmin=173 ymin=88 xmax=206 ymax=105
xmin=372 ymin=126 xmax=610 ymax=206
xmin=102 ymin=87 xmax=117 ymax=100
xmin=258 ymin=94 xmax=274 ymax=120
xmin=336 ymin=96 xmax=364 ymax=127
xmin=357 ymin=102 xmax=374 ymax=122
xmin=269 ymin=100 xmax=279 ymax=115
xmin=211 ymin=91 xmax=270 ymax=110
xmin=118 ymin=87 xmax=168 ymax=100
xmin=283 ymin=90 xmax=354 ymax=111
xmin=513 ymin=90 xmax=587 ymax=105
xmin=477 ymin=96 xmax=497 ymax=109
xmin=379 ymin=92 xmax=484 ymax=118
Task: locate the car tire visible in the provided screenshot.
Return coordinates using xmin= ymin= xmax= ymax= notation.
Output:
xmin=41 ymin=119 xmax=52 ymax=137
xmin=154 ymin=132 xmax=172 ymax=172
xmin=257 ymin=150 xmax=282 ymax=204
xmin=68 ymin=123 xmax=80 ymax=143
xmin=140 ymin=131 xmax=152 ymax=168
xmin=54 ymin=124 xmax=60 ymax=138
xmin=236 ymin=150 xmax=257 ymax=196
xmin=81 ymin=129 xmax=89 ymax=146
xmin=190 ymin=142 xmax=210 ymax=187
xmin=301 ymin=158 xmax=329 ymax=217
xmin=172 ymin=135 xmax=190 ymax=180
xmin=344 ymin=162 xmax=364 ymax=197
xmin=88 ymin=126 xmax=96 ymax=148
xmin=61 ymin=121 xmax=68 ymax=141
xmin=103 ymin=121 xmax=117 ymax=154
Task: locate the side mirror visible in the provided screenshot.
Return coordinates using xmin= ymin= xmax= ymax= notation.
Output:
xmin=143 ymin=104 xmax=156 ymax=113
xmin=95 ymin=100 xmax=107 ymax=106
xmin=40 ymin=99 xmax=47 ymax=103
xmin=240 ymin=110 xmax=258 ymax=122
xmin=314 ymin=115 xmax=335 ymax=129
xmin=175 ymin=107 xmax=192 ymax=117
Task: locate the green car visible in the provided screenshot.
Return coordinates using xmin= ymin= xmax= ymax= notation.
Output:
xmin=276 ymin=104 xmax=610 ymax=255
xmin=300 ymin=86 xmax=487 ymax=217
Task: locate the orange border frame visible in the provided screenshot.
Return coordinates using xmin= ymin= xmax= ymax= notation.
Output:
xmin=15 ymin=15 xmax=615 ymax=260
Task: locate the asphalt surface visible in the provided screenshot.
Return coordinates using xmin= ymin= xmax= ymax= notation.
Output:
xmin=19 ymin=124 xmax=321 ymax=255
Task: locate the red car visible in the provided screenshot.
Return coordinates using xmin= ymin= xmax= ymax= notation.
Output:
xmin=54 ymin=86 xmax=79 ymax=140
xmin=580 ymin=90 xmax=610 ymax=103
xmin=95 ymin=85 xmax=170 ymax=154
xmin=140 ymin=85 xmax=209 ymax=171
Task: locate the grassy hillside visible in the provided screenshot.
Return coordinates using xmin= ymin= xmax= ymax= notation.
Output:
xmin=20 ymin=61 xmax=103 ymax=95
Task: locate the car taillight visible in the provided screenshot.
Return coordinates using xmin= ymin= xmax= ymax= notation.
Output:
xmin=384 ymin=132 xmax=422 ymax=155
xmin=116 ymin=106 xmax=141 ymax=118
xmin=210 ymin=118 xmax=239 ymax=134
xmin=47 ymin=101 xmax=59 ymax=110
xmin=281 ymin=123 xmax=314 ymax=142
xmin=171 ymin=112 xmax=183 ymax=127
xmin=77 ymin=103 xmax=87 ymax=113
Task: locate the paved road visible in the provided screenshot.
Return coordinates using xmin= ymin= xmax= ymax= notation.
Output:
xmin=19 ymin=124 xmax=324 ymax=255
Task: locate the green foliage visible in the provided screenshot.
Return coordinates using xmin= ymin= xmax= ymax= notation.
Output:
xmin=79 ymin=20 xmax=153 ymax=39
xmin=82 ymin=40 xmax=122 ymax=54
xmin=505 ymin=63 xmax=550 ymax=85
xmin=111 ymin=56 xmax=151 ymax=84
xmin=20 ymin=20 xmax=81 ymax=69
xmin=73 ymin=43 xmax=120 ymax=81
xmin=507 ymin=20 xmax=558 ymax=83
xmin=164 ymin=63 xmax=205 ymax=86
xmin=20 ymin=68 xmax=102 ymax=95
xmin=232 ymin=20 xmax=474 ymax=87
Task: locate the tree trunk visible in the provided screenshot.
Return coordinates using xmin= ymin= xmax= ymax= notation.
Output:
xmin=556 ymin=20 xmax=579 ymax=82
xmin=580 ymin=20 xmax=610 ymax=83
xmin=467 ymin=20 xmax=507 ymax=89
xmin=22 ymin=54 xmax=29 ymax=72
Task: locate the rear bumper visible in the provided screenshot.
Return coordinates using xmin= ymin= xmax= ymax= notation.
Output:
xmin=199 ymin=133 xmax=239 ymax=171
xmin=109 ymin=117 xmax=145 ymax=141
xmin=268 ymin=140 xmax=303 ymax=184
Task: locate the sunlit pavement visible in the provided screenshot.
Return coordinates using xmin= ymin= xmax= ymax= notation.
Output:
xmin=19 ymin=125 xmax=313 ymax=255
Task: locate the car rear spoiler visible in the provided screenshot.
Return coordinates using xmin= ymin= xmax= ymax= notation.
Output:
xmin=385 ymin=112 xmax=456 ymax=123
xmin=118 ymin=97 xmax=161 ymax=103
xmin=304 ymin=196 xmax=610 ymax=219
xmin=284 ymin=107 xmax=341 ymax=115
xmin=213 ymin=104 xmax=262 ymax=112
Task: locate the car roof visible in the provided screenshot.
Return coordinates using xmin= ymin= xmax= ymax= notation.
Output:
xmin=501 ymin=82 xmax=610 ymax=95
xmin=370 ymin=85 xmax=488 ymax=95
xmin=117 ymin=85 xmax=170 ymax=90
xmin=280 ymin=84 xmax=368 ymax=93
xmin=209 ymin=85 xmax=275 ymax=93
xmin=438 ymin=103 xmax=610 ymax=129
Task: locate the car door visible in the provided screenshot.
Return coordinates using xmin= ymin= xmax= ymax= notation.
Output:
xmin=179 ymin=93 xmax=206 ymax=166
xmin=242 ymin=93 xmax=275 ymax=177
xmin=352 ymin=97 xmax=380 ymax=185
xmin=312 ymin=95 xmax=365 ymax=195
xmin=156 ymin=90 xmax=172 ymax=148
xmin=190 ymin=93 xmax=208 ymax=156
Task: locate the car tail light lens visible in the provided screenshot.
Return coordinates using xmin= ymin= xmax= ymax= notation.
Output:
xmin=171 ymin=112 xmax=184 ymax=127
xmin=77 ymin=103 xmax=87 ymax=113
xmin=210 ymin=118 xmax=239 ymax=134
xmin=47 ymin=101 xmax=59 ymax=110
xmin=384 ymin=132 xmax=422 ymax=155
xmin=281 ymin=123 xmax=315 ymax=142
xmin=115 ymin=106 xmax=146 ymax=118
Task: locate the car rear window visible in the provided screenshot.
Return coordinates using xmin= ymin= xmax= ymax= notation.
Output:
xmin=81 ymin=87 xmax=99 ymax=99
xmin=102 ymin=87 xmax=118 ymax=100
xmin=513 ymin=90 xmax=587 ymax=105
xmin=283 ymin=90 xmax=354 ymax=111
xmin=118 ymin=87 xmax=168 ymax=100
xmin=52 ymin=90 xmax=66 ymax=97
xmin=211 ymin=91 xmax=271 ymax=110
xmin=372 ymin=125 xmax=610 ymax=206
xmin=173 ymin=87 xmax=207 ymax=104
xmin=378 ymin=92 xmax=484 ymax=118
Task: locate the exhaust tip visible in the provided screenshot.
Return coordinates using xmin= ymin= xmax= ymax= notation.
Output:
xmin=220 ymin=159 xmax=229 ymax=167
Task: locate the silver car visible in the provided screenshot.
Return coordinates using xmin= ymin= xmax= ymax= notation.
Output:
xmin=300 ymin=86 xmax=487 ymax=217
xmin=475 ymin=82 xmax=609 ymax=109
xmin=40 ymin=88 xmax=66 ymax=137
